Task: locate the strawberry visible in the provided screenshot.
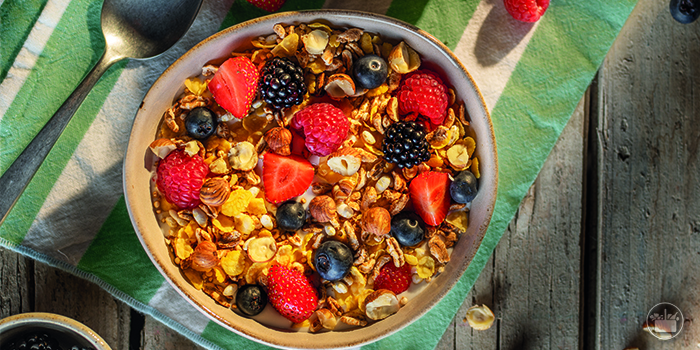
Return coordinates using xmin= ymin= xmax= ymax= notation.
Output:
xmin=373 ymin=263 xmax=412 ymax=295
xmin=267 ymin=265 xmax=318 ymax=323
xmin=208 ymin=56 xmax=259 ymax=119
xmin=156 ymin=150 xmax=209 ymax=210
xmin=262 ymin=152 xmax=314 ymax=203
xmin=247 ymin=0 xmax=285 ymax=12
xmin=408 ymin=171 xmax=451 ymax=226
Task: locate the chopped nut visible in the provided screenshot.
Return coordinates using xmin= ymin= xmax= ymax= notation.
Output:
xmin=228 ymin=141 xmax=258 ymax=171
xmin=302 ymin=29 xmax=329 ymax=55
xmin=340 ymin=315 xmax=368 ymax=327
xmin=464 ymin=305 xmax=495 ymax=330
xmin=149 ymin=138 xmax=177 ymax=159
xmin=429 ymin=235 xmax=450 ymax=264
xmin=386 ymin=236 xmax=405 ymax=267
xmin=327 ymin=147 xmax=363 ymax=176
xmin=388 ymin=41 xmax=421 ymax=74
xmin=325 ymin=73 xmax=356 ymax=99
xmin=364 ymin=289 xmax=400 ymax=320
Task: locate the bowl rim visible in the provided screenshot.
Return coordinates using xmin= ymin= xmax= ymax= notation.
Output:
xmin=124 ymin=9 xmax=498 ymax=349
xmin=0 ymin=312 xmax=112 ymax=350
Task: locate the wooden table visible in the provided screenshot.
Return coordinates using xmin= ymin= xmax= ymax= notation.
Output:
xmin=2 ymin=0 xmax=697 ymax=348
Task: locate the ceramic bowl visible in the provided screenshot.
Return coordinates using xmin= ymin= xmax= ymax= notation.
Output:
xmin=124 ymin=10 xmax=497 ymax=349
xmin=0 ymin=313 xmax=111 ymax=349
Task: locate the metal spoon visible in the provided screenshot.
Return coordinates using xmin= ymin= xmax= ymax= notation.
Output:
xmin=0 ymin=0 xmax=203 ymax=226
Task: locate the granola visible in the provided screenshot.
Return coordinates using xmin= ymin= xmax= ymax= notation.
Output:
xmin=150 ymin=20 xmax=480 ymax=332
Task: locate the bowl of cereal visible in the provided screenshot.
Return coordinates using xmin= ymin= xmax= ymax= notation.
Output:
xmin=124 ymin=10 xmax=497 ymax=349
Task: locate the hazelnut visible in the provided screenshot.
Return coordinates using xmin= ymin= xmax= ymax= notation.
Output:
xmin=302 ymin=29 xmax=330 ymax=55
xmin=309 ymin=195 xmax=337 ymax=223
xmin=324 ymin=73 xmax=356 ymax=99
xmin=228 ymin=141 xmax=258 ymax=171
xmin=199 ymin=178 xmax=231 ymax=207
xmin=446 ymin=142 xmax=470 ymax=169
xmin=264 ymin=127 xmax=292 ymax=156
xmin=363 ymin=289 xmax=400 ymax=320
xmin=191 ymin=241 xmax=218 ymax=272
xmin=388 ymin=41 xmax=421 ymax=74
xmin=327 ymin=147 xmax=362 ymax=176
xmin=464 ymin=304 xmax=495 ymax=330
xmin=149 ymin=138 xmax=176 ymax=159
xmin=361 ymin=207 xmax=391 ymax=236
xmin=315 ymin=308 xmax=338 ymax=330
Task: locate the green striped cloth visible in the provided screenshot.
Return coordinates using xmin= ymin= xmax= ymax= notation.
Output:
xmin=0 ymin=0 xmax=636 ymax=348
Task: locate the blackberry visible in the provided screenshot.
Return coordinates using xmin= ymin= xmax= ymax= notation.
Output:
xmin=382 ymin=121 xmax=431 ymax=169
xmin=259 ymin=57 xmax=307 ymax=109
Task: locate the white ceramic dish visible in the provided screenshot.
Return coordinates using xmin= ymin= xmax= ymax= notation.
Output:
xmin=0 ymin=312 xmax=112 ymax=350
xmin=123 ymin=10 xmax=497 ymax=349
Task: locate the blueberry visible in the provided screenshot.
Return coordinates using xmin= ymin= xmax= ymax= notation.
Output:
xmin=184 ymin=107 xmax=218 ymax=140
xmin=352 ymin=54 xmax=388 ymax=90
xmin=236 ymin=284 xmax=268 ymax=317
xmin=671 ymin=0 xmax=700 ymax=23
xmin=391 ymin=212 xmax=425 ymax=247
xmin=450 ymin=170 xmax=478 ymax=204
xmin=314 ymin=240 xmax=353 ymax=281
xmin=275 ymin=201 xmax=306 ymax=231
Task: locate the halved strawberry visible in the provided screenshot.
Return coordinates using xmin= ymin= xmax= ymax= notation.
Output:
xmin=408 ymin=171 xmax=451 ymax=226
xmin=267 ymin=265 xmax=318 ymax=323
xmin=208 ymin=57 xmax=259 ymax=119
xmin=262 ymin=152 xmax=314 ymax=203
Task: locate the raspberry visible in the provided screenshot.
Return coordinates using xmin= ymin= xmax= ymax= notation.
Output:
xmin=396 ymin=70 xmax=449 ymax=125
xmin=291 ymin=103 xmax=349 ymax=156
xmin=504 ymin=0 xmax=549 ymax=22
xmin=156 ymin=150 xmax=209 ymax=210
xmin=374 ymin=263 xmax=412 ymax=295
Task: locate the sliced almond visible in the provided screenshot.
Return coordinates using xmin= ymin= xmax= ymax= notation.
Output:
xmin=247 ymin=236 xmax=278 ymax=263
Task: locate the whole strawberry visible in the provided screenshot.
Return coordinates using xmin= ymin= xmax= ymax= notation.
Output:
xmin=156 ymin=150 xmax=209 ymax=210
xmin=504 ymin=0 xmax=549 ymax=22
xmin=396 ymin=70 xmax=449 ymax=126
xmin=267 ymin=265 xmax=318 ymax=323
xmin=208 ymin=56 xmax=259 ymax=119
xmin=247 ymin=0 xmax=285 ymax=12
xmin=291 ymin=103 xmax=349 ymax=156
xmin=374 ymin=263 xmax=412 ymax=295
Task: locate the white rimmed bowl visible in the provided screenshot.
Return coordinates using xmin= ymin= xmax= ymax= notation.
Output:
xmin=124 ymin=10 xmax=497 ymax=349
xmin=0 ymin=313 xmax=112 ymax=349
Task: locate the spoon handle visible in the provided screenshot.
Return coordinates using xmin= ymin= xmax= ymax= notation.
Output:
xmin=0 ymin=52 xmax=121 ymax=227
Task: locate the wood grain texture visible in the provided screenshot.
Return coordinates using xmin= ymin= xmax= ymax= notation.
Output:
xmin=143 ymin=315 xmax=206 ymax=350
xmin=33 ymin=262 xmax=132 ymax=349
xmin=437 ymin=94 xmax=586 ymax=349
xmin=0 ymin=247 xmax=32 ymax=318
xmin=591 ymin=0 xmax=700 ymax=348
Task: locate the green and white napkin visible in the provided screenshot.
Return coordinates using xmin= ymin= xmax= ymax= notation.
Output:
xmin=0 ymin=0 xmax=637 ymax=348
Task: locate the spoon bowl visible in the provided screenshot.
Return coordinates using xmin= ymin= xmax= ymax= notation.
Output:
xmin=0 ymin=0 xmax=203 ymax=226
xmin=101 ymin=0 xmax=203 ymax=59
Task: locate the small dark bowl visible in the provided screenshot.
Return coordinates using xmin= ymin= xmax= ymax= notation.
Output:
xmin=0 ymin=313 xmax=111 ymax=350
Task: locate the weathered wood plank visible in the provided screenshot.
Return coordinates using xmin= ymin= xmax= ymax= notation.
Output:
xmin=143 ymin=315 xmax=206 ymax=350
xmin=437 ymin=93 xmax=586 ymax=349
xmin=33 ymin=262 xmax=131 ymax=349
xmin=0 ymin=247 xmax=33 ymax=318
xmin=591 ymin=0 xmax=700 ymax=348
